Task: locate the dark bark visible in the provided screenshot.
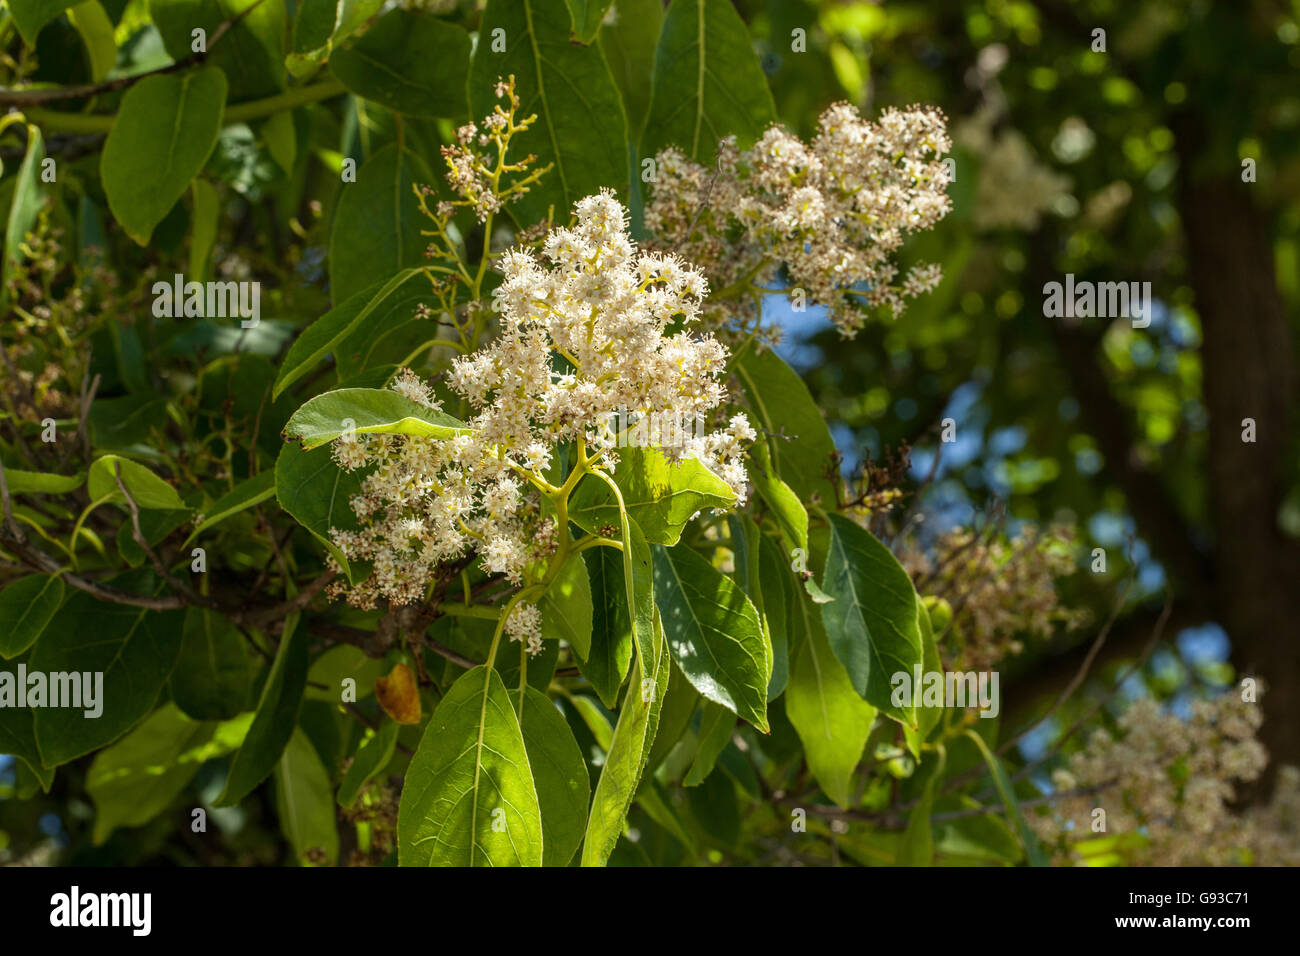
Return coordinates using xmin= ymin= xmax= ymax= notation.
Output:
xmin=1176 ymin=171 xmax=1300 ymax=798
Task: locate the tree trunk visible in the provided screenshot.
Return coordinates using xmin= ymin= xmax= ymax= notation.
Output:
xmin=1178 ymin=175 xmax=1300 ymax=798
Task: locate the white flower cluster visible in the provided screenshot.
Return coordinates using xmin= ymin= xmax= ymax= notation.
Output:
xmin=326 ymin=191 xmax=751 ymax=620
xmin=1030 ymin=691 xmax=1297 ymax=865
xmin=644 ymin=102 xmax=952 ymax=338
xmin=954 ymin=109 xmax=1073 ymax=232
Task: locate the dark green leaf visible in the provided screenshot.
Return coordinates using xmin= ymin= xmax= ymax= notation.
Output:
xmin=520 ymin=687 xmax=589 ymax=866
xmin=170 ymin=608 xmax=256 ymax=720
xmin=0 ymin=575 xmax=64 ymax=659
xmin=332 ymin=10 xmax=470 ymax=117
xmin=821 ymin=514 xmax=923 ymax=724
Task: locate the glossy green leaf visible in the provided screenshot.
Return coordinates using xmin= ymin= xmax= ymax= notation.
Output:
xmin=275 ymin=728 xmax=340 ymax=865
xmin=328 ymin=144 xmax=430 ymax=304
xmin=100 ymin=68 xmax=227 ymax=245
xmin=398 ymin=665 xmax=543 ymax=866
xmin=0 ymin=574 xmax=64 ymax=659
xmin=283 ymin=387 xmax=470 ymax=450
xmin=273 ymin=268 xmax=430 ymax=399
xmin=581 ymin=603 xmax=669 ymax=866
xmin=579 ymin=543 xmax=634 ymax=707
xmin=569 ymin=446 xmax=736 ymax=545
xmin=758 ymin=531 xmax=792 ymax=700
xmin=539 ymin=553 xmax=593 ymax=660
xmin=468 ymin=0 xmax=628 ymax=225
xmin=733 ymin=346 xmax=838 ymax=506
xmin=306 ymin=645 xmax=385 ymax=702
xmin=216 ymin=619 xmax=307 ymax=806
xmin=332 ymin=9 xmax=470 ymax=117
xmin=31 ymin=573 xmax=185 ymax=766
xmin=274 ymin=442 xmax=368 ymax=581
xmin=641 ymin=0 xmax=776 ymax=163
xmin=821 ymin=514 xmax=923 ymax=724
xmin=749 ymin=439 xmax=808 ymax=554
xmin=652 ymin=544 xmax=769 ymax=731
xmin=520 ymin=687 xmax=589 ymax=866
xmin=785 ymin=589 xmax=876 ymax=808
xmin=87 ymin=454 xmax=186 ymax=510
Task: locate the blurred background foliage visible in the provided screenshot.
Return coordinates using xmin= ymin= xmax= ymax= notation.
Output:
xmin=2 ymin=0 xmax=1298 ymax=864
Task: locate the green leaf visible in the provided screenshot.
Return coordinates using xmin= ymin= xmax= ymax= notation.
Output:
xmin=963 ymin=729 xmax=1050 ymax=867
xmin=272 ymin=268 xmax=430 ymax=399
xmin=2 ymin=124 xmax=47 ymax=303
xmin=332 ymin=9 xmax=470 ymax=117
xmin=288 ymin=0 xmax=376 ymax=64
xmin=564 ymin=0 xmax=613 ymax=42
xmin=183 ymin=470 xmax=276 ymax=545
xmin=87 ymin=454 xmax=187 ymax=510
xmin=903 ymin=601 xmax=944 ymax=761
xmin=188 ymin=178 xmax=219 ymax=282
xmin=581 ymin=602 xmax=670 ymax=866
xmin=328 ymin=144 xmax=430 ymax=305
xmin=898 ymin=747 xmax=945 ymax=866
xmin=216 ymin=619 xmax=307 ymax=806
xmin=283 ymin=387 xmax=470 ymax=450
xmin=337 ymin=719 xmax=399 ymax=808
xmin=682 ymin=699 xmax=734 ymax=786
xmin=87 ymin=703 xmax=247 ymax=844
xmin=274 ymin=442 xmax=367 ymax=581
xmin=306 ymin=644 xmax=385 ymax=701
xmin=579 ymin=543 xmax=634 ymax=707
xmin=288 ymin=0 xmax=385 ymax=77
xmin=151 ymin=0 xmax=286 ymax=101
xmin=652 ymin=544 xmax=769 ymax=731
xmin=170 ymin=608 xmax=255 ymax=720
xmin=644 ymin=655 xmax=699 ymax=772
xmin=398 ymin=665 xmax=543 ymax=866
xmin=31 ymin=573 xmax=185 ymax=766
xmin=100 ymin=67 xmax=227 ymax=245
xmin=0 ymin=650 xmax=54 ymax=792
xmin=468 ymin=0 xmax=628 ymax=225
xmin=598 ymin=0 xmax=662 ymax=139
xmin=641 ymin=0 xmax=776 ymax=163
xmin=520 ymin=687 xmax=589 ymax=866
xmin=539 ymin=552 xmax=593 ymax=660
xmin=116 ymin=509 xmax=189 ymax=568
xmin=0 ymin=468 xmax=83 ymax=495
xmin=67 ymin=1 xmax=116 ymax=81
xmin=0 ymin=574 xmax=64 ymax=659
xmin=6 ymin=0 xmax=80 ymax=44
xmin=757 ymin=531 xmax=792 ymax=700
xmin=749 ymin=439 xmax=808 ymax=554
xmin=565 ymin=693 xmax=613 ymax=751
xmin=275 ymin=728 xmax=340 ymax=865
xmin=733 ymin=346 xmax=838 ymax=506
xmin=569 ymin=446 xmax=736 ymax=546
xmin=785 ymin=588 xmax=876 ymax=808
xmin=821 ymin=514 xmax=923 ymax=724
